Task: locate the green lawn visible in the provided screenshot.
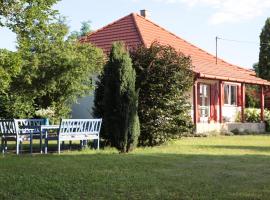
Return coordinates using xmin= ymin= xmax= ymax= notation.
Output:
xmin=1 ymin=135 xmax=270 ymax=200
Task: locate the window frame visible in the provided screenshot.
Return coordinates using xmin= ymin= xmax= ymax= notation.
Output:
xmin=224 ymin=84 xmax=237 ymax=106
xmin=199 ymin=83 xmax=211 ymax=119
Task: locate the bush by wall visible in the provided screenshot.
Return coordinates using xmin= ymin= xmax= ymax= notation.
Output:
xmin=236 ymin=108 xmax=270 ymax=132
xmin=131 ymin=42 xmax=194 ymax=146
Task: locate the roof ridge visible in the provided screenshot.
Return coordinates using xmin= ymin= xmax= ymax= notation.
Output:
xmin=80 ymin=13 xmax=135 ymax=43
xmin=133 ymin=13 xmax=251 ymax=72
xmin=131 ymin=13 xmax=147 ymax=47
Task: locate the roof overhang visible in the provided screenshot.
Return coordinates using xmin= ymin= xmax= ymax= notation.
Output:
xmin=197 ymin=73 xmax=270 ymax=86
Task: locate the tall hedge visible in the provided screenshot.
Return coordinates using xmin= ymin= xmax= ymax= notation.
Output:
xmin=102 ymin=41 xmax=140 ymax=152
xmin=131 ymin=42 xmax=194 ymax=146
xmin=258 ymin=18 xmax=270 ymax=80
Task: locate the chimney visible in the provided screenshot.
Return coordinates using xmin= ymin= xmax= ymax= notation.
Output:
xmin=140 ymin=9 xmax=150 ymax=19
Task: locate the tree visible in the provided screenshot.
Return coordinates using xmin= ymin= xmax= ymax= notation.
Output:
xmin=69 ymin=20 xmax=92 ymax=39
xmin=131 ymin=42 xmax=194 ymax=146
xmin=93 ymin=73 xmax=107 ymax=143
xmin=0 ymin=50 xmax=21 ymax=93
xmin=0 ymin=1 xmax=105 ymax=120
xmin=258 ymin=18 xmax=270 ymax=80
xmin=102 ymin=42 xmax=139 ymax=152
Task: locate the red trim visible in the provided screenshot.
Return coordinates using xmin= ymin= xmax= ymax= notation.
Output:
xmin=193 ymin=80 xmax=198 ymax=126
xmin=219 ymin=81 xmax=223 ymax=123
xmin=241 ymin=83 xmax=245 ymax=122
xmin=197 ymin=82 xmax=201 ymax=122
xmin=210 ymin=84 xmax=218 ymax=122
xmin=237 ymin=85 xmax=242 ymax=106
xmin=199 ymin=73 xmax=270 ymax=86
xmin=261 ymin=86 xmax=265 ymax=122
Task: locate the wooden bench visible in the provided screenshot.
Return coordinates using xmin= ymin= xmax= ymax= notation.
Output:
xmin=0 ymin=119 xmax=46 ymax=155
xmin=45 ymin=119 xmax=102 ymax=154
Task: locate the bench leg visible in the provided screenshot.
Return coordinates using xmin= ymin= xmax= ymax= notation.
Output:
xmin=44 ymin=130 xmax=48 ymax=154
xmin=45 ymin=138 xmax=48 ymax=154
xmin=30 ymin=133 xmax=33 ymax=155
xmin=40 ymin=133 xmax=43 ymax=154
xmin=97 ymin=138 xmax=100 ymax=150
xmin=16 ymin=139 xmax=19 ymax=155
xmin=57 ymin=140 xmax=61 ymax=154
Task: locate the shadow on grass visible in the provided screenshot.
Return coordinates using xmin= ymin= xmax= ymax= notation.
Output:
xmin=1 ymin=140 xmax=95 ymax=154
xmin=197 ymin=145 xmax=270 ymax=153
xmin=1 ymin=151 xmax=270 ymax=199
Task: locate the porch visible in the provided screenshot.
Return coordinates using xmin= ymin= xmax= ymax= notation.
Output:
xmin=192 ymin=77 xmax=267 ymax=134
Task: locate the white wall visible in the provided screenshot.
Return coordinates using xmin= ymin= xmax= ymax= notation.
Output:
xmin=71 ymin=75 xmax=97 ymax=119
xmin=71 ymin=95 xmax=94 ymax=119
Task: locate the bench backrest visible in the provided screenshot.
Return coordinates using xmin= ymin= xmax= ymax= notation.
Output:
xmin=15 ymin=119 xmax=47 ymax=134
xmin=0 ymin=119 xmax=18 ymax=136
xmin=59 ymin=119 xmax=102 ymax=136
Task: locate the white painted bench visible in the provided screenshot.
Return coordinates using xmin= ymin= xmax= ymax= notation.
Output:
xmin=45 ymin=119 xmax=102 ymax=154
xmin=15 ymin=119 xmax=47 ymax=153
xmin=0 ymin=119 xmax=46 ymax=155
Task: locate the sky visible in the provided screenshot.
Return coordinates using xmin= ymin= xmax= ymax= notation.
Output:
xmin=1 ymin=0 xmax=270 ymax=69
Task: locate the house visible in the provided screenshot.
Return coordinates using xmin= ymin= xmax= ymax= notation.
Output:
xmin=75 ymin=10 xmax=270 ymax=133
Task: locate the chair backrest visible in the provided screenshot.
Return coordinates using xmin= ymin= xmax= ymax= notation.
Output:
xmin=15 ymin=119 xmax=47 ymax=134
xmin=59 ymin=119 xmax=102 ymax=135
xmin=0 ymin=119 xmax=18 ymax=136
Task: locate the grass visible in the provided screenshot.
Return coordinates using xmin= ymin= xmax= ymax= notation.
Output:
xmin=1 ymin=135 xmax=270 ymax=199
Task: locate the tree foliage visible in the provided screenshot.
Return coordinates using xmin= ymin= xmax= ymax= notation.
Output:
xmin=0 ymin=0 xmax=104 ymax=120
xmin=69 ymin=20 xmax=92 ymax=39
xmin=245 ymin=85 xmax=260 ymax=108
xmin=131 ymin=42 xmax=194 ymax=146
xmin=102 ymin=42 xmax=139 ymax=152
xmin=258 ymin=18 xmax=270 ymax=80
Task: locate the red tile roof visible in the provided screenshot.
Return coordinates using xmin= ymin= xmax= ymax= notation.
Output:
xmin=81 ymin=13 xmax=270 ymax=85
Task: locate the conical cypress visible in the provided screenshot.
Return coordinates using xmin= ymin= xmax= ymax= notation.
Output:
xmin=258 ymin=18 xmax=270 ymax=80
xmin=103 ymin=41 xmax=140 ymax=152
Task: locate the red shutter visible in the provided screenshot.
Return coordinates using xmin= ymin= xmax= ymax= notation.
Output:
xmin=210 ymin=84 xmax=215 ymax=121
xmin=237 ymin=85 xmax=242 ymax=106
xmin=197 ymin=83 xmax=200 ymax=122
xmin=210 ymin=83 xmax=218 ymax=122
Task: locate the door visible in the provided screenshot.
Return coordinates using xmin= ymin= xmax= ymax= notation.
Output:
xmin=199 ymin=84 xmax=210 ymax=123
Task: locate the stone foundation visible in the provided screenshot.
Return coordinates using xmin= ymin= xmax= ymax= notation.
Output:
xmin=196 ymin=122 xmax=265 ymax=134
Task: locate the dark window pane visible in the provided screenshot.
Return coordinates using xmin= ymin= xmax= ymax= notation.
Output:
xmin=231 ymin=86 xmax=237 ymax=105
xmin=224 ymin=85 xmax=229 ymax=104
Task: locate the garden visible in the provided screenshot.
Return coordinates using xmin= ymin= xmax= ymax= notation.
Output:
xmin=2 ymin=1 xmax=270 ymax=200
xmin=1 ymin=135 xmax=270 ymax=199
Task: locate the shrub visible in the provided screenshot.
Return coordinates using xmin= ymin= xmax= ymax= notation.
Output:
xmin=131 ymin=42 xmax=194 ymax=146
xmin=245 ymin=85 xmax=260 ymax=108
xmin=236 ymin=108 xmax=270 ymax=132
xmin=236 ymin=108 xmax=270 ymax=123
xmin=103 ymin=41 xmax=140 ymax=152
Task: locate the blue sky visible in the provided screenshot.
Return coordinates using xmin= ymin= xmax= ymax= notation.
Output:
xmin=1 ymin=0 xmax=270 ymax=69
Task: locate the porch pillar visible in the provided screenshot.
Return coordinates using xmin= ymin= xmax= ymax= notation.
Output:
xmin=193 ymin=80 xmax=199 ymax=126
xmin=260 ymin=85 xmax=265 ymax=122
xmin=219 ymin=80 xmax=223 ymax=123
xmin=241 ymin=83 xmax=245 ymax=123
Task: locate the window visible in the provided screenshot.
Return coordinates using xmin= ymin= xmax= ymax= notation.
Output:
xmin=199 ymin=84 xmax=210 ymax=119
xmin=224 ymin=84 xmax=237 ymax=105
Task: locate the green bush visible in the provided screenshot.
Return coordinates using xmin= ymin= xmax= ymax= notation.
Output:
xmin=236 ymin=108 xmax=270 ymax=132
xmin=131 ymin=42 xmax=194 ymax=146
